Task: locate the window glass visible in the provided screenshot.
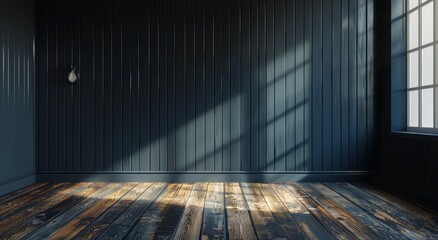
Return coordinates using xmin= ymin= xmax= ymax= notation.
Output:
xmin=422 ymin=88 xmax=434 ymax=127
xmin=409 ymin=90 xmax=419 ymax=127
xmin=422 ymin=2 xmax=434 ymax=45
xmin=409 ymin=11 xmax=419 ymax=50
xmin=421 ymin=46 xmax=434 ymax=86
xmin=409 ymin=51 xmax=419 ymax=88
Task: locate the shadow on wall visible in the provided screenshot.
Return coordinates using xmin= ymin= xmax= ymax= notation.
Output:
xmin=37 ymin=0 xmax=373 ymax=181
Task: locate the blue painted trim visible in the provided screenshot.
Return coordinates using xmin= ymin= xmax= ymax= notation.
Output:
xmin=0 ymin=173 xmax=36 ymax=196
xmin=36 ymin=172 xmax=373 ymax=183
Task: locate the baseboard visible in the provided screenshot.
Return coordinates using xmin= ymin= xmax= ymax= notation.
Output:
xmin=0 ymin=173 xmax=36 ymax=196
xmin=373 ymin=175 xmax=438 ymax=205
xmin=36 ymin=171 xmax=373 ymax=182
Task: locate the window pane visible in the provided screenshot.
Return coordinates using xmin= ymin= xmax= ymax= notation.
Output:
xmin=409 ymin=0 xmax=418 ymax=10
xmin=409 ymin=90 xmax=419 ymax=127
xmin=409 ymin=51 xmax=419 ymax=88
xmin=409 ymin=11 xmax=419 ymax=50
xmin=422 ymin=88 xmax=434 ymax=127
xmin=421 ymin=2 xmax=434 ymax=45
xmin=421 ymin=46 xmax=434 ymax=86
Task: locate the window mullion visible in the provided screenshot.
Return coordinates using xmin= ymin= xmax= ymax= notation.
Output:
xmin=419 ymin=6 xmax=423 ymax=127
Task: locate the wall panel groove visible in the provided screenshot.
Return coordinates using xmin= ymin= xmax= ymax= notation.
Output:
xmin=37 ymin=0 xmax=375 ymax=173
xmin=0 ymin=0 xmax=35 ymax=194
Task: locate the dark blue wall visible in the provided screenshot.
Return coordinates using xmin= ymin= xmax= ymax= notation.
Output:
xmin=0 ymin=0 xmax=35 ymax=195
xmin=36 ymin=0 xmax=375 ymax=179
xmin=375 ymin=0 xmax=438 ymax=203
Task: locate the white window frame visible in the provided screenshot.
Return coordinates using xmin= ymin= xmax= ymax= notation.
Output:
xmin=406 ymin=0 xmax=438 ymax=134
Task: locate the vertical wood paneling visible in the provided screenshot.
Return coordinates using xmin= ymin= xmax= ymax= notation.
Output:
xmin=167 ymin=0 xmax=176 ymax=172
xmin=222 ymin=0 xmax=231 ymax=171
xmin=36 ymin=0 xmax=375 ymax=173
xmin=274 ymin=0 xmax=286 ymax=171
xmin=257 ymin=0 xmax=267 ymax=172
xmin=159 ymin=0 xmax=168 ymax=171
xmin=186 ymin=0 xmax=196 ymax=171
xmin=304 ymin=0 xmax=312 ymax=171
xmin=0 ymin=0 xmax=34 ymax=184
xmin=349 ymin=0 xmax=358 ymax=170
xmin=332 ymin=0 xmax=342 ymax=171
xmin=175 ymin=0 xmax=186 ymax=171
xmin=195 ymin=0 xmax=205 ymax=171
xmin=241 ymin=0 xmax=251 ymax=172
xmin=312 ymin=0 xmax=323 ymax=171
xmin=205 ymin=0 xmax=214 ymax=172
xmin=322 ymin=0 xmax=333 ymax=171
xmin=285 ymin=0 xmax=295 ymax=171
xmin=230 ymin=0 xmax=241 ymax=171
xmin=266 ymin=0 xmax=275 ymax=171
xmin=341 ymin=0 xmax=350 ymax=171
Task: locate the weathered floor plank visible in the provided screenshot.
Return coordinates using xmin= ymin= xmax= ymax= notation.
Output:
xmin=240 ymin=182 xmax=289 ymax=239
xmin=47 ymin=183 xmax=137 ymax=239
xmin=150 ymin=183 xmax=193 ymax=239
xmin=285 ymin=183 xmax=359 ymax=240
xmin=296 ymin=183 xmax=381 ymax=240
xmin=325 ymin=182 xmax=428 ymax=240
xmin=125 ymin=183 xmax=182 ymax=239
xmin=201 ymin=182 xmax=226 ymax=240
xmin=224 ymin=182 xmax=257 ymax=240
xmin=0 ymin=182 xmax=436 ymax=240
xmin=352 ymin=183 xmax=438 ymax=238
xmin=271 ymin=183 xmax=334 ymax=240
xmin=0 ymin=182 xmax=49 ymax=205
xmin=258 ymin=183 xmax=308 ymax=239
xmin=25 ymin=183 xmax=122 ymax=240
xmin=173 ymin=182 xmax=208 ymax=240
xmin=95 ymin=182 xmax=166 ymax=240
xmin=311 ymin=183 xmax=409 ymax=240
xmin=1 ymin=183 xmax=107 ymax=239
xmin=0 ymin=183 xmax=89 ymax=235
xmin=0 ymin=183 xmax=69 ymax=218
xmin=354 ymin=183 xmax=438 ymax=219
xmin=72 ymin=183 xmax=153 ymax=240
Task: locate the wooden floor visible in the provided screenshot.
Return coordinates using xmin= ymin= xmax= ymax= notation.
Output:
xmin=0 ymin=182 xmax=437 ymax=240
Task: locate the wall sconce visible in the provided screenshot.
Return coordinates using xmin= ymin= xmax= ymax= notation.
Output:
xmin=67 ymin=65 xmax=79 ymax=86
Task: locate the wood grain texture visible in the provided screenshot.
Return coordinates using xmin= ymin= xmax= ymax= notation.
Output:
xmin=340 ymin=183 xmax=438 ymax=239
xmin=271 ymin=183 xmax=334 ymax=240
xmin=325 ymin=182 xmax=428 ymax=240
xmin=47 ymin=183 xmax=137 ymax=239
xmin=240 ymin=182 xmax=288 ymax=239
xmin=72 ymin=183 xmax=153 ymax=240
xmin=1 ymin=182 xmax=437 ymax=240
xmin=1 ymin=183 xmax=106 ymax=239
xmin=95 ymin=182 xmax=166 ymax=240
xmin=257 ymin=183 xmax=307 ymax=239
xmin=125 ymin=183 xmax=182 ymax=239
xmin=0 ymin=183 xmax=48 ymax=205
xmin=296 ymin=183 xmax=380 ymax=240
xmin=173 ymin=183 xmax=208 ymax=240
xmin=151 ymin=183 xmax=193 ymax=239
xmin=354 ymin=183 xmax=438 ymax=224
xmin=0 ymin=183 xmax=68 ymax=217
xmin=224 ymin=183 xmax=256 ymax=240
xmin=311 ymin=183 xmax=409 ymax=240
xmin=201 ymin=183 xmax=225 ymax=240
xmin=285 ymin=183 xmax=359 ymax=240
xmin=25 ymin=183 xmax=122 ymax=240
xmin=0 ymin=183 xmax=87 ymax=234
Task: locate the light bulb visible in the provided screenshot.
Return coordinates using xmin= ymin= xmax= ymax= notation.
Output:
xmin=67 ymin=65 xmax=78 ymax=85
